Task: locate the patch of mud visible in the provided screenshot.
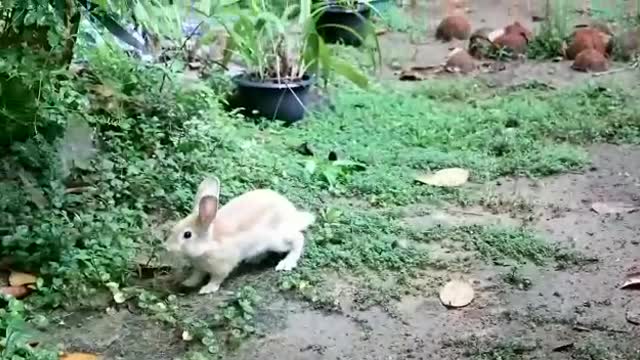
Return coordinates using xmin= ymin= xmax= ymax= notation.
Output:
xmin=402 ymin=205 xmax=521 ymax=229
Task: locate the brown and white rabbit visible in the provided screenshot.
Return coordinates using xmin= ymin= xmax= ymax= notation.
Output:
xmin=165 ymin=177 xmax=315 ymax=294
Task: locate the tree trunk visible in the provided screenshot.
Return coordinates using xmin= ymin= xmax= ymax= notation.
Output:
xmin=60 ymin=0 xmax=82 ymax=67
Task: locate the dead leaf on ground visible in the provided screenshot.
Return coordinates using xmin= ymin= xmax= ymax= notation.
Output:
xmin=479 ymin=61 xmax=506 ymax=73
xmin=626 ymin=299 xmax=640 ymax=325
xmin=375 ymin=27 xmax=388 ymax=35
xmin=133 ymin=252 xmax=173 ymax=279
xmin=9 ymin=271 xmax=38 ymax=287
xmin=398 ymin=65 xmax=442 ymax=81
xmin=621 ymin=272 xmax=640 ymax=290
xmin=439 ymin=279 xmax=475 ymax=308
xmin=398 ymin=70 xmax=425 ymax=81
xmin=1 ymin=285 xmax=31 ymax=299
xmin=591 ymin=202 xmax=638 ymax=214
xmin=60 ymin=353 xmax=100 ymax=360
xmin=552 ymin=343 xmax=575 ymax=352
xmin=415 ymin=168 xmax=469 ymax=187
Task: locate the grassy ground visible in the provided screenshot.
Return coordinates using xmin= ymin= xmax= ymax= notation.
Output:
xmin=2 ymin=19 xmax=640 ymax=360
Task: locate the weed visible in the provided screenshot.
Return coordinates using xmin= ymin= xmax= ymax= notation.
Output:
xmin=411 ymin=225 xmax=557 ymax=266
xmin=572 ymin=341 xmax=611 ymax=360
xmin=469 ymin=340 xmax=536 ymax=360
xmin=449 ymin=336 xmax=536 ymax=360
xmin=374 ymin=6 xmax=417 ymax=33
xmin=0 ymin=296 xmax=58 ymax=359
xmin=528 ymin=0 xmax=572 ymax=59
xmin=500 ymin=267 xmax=533 ymax=290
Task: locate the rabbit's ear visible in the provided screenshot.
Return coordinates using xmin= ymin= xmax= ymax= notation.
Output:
xmin=194 ymin=177 xmax=221 ymax=211
xmin=197 ymin=195 xmax=218 ymax=226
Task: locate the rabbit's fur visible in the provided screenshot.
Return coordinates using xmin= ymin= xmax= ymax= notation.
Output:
xmin=165 ymin=177 xmax=315 ymax=294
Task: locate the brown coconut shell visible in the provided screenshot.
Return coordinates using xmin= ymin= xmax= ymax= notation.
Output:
xmin=468 ymin=27 xmax=504 ymax=60
xmin=493 ymin=32 xmax=528 ymax=55
xmin=566 ymin=28 xmax=608 ymax=60
xmin=504 ymin=21 xmax=534 ymax=41
xmin=445 ymin=48 xmax=476 ymax=73
xmin=571 ymin=48 xmax=609 ymax=72
xmin=469 ymin=27 xmax=496 ymax=59
xmin=436 ymin=15 xmax=471 ymax=41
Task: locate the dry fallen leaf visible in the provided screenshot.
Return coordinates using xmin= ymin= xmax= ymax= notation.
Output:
xmin=60 ymin=353 xmax=100 ymax=360
xmin=626 ymin=298 xmax=640 ymax=325
xmin=591 ymin=202 xmax=638 ymax=214
xmin=9 ymin=271 xmax=38 ymax=287
xmin=398 ymin=70 xmax=425 ymax=81
xmin=1 ymin=285 xmax=31 ymax=299
xmin=182 ymin=330 xmax=194 ymax=341
xmin=621 ymin=273 xmax=640 ymax=290
xmin=416 ymin=168 xmax=470 ymax=187
xmin=439 ymin=279 xmax=475 ymax=308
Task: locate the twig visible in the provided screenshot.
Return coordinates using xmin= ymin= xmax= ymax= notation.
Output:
xmin=573 ymin=324 xmax=630 ymax=334
xmin=159 ymin=20 xmax=205 ymax=93
xmin=202 ymin=58 xmax=230 ymax=71
xmin=592 ymin=59 xmax=639 ymax=77
xmin=64 ymin=186 xmax=94 ymax=194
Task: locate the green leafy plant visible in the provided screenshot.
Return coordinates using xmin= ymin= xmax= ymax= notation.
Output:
xmin=328 ymin=0 xmax=372 ymax=10
xmin=527 ymin=0 xmax=571 ymax=59
xmin=1 ymin=296 xmax=57 ymax=359
xmin=221 ymin=0 xmax=378 ymax=87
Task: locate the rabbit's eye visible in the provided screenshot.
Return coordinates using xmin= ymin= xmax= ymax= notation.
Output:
xmin=183 ymin=231 xmax=192 ymax=239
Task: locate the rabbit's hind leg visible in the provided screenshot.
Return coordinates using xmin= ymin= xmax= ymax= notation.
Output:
xmin=275 ymin=231 xmax=304 ymax=272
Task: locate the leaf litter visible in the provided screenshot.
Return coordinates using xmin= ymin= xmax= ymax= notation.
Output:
xmin=439 ymin=279 xmax=475 ymax=308
xmin=590 ymin=202 xmax=638 ymax=214
xmin=415 ymin=168 xmax=470 ymax=187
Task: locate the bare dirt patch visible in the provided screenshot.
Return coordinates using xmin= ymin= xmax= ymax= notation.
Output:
xmin=224 ymin=147 xmax=640 ymax=360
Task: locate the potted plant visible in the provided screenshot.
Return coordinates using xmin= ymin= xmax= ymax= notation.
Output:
xmin=220 ymin=0 xmax=379 ymax=122
xmin=314 ymin=0 xmax=378 ymax=47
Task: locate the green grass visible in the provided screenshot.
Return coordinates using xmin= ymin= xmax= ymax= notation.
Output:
xmin=2 ymin=40 xmax=640 ymax=357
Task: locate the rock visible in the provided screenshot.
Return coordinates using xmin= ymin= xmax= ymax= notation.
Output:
xmin=468 ymin=27 xmax=504 ymax=59
xmin=493 ymin=32 xmax=529 ymax=55
xmin=436 ymin=15 xmax=472 ymax=41
xmin=566 ymin=28 xmax=609 ymax=60
xmin=445 ymin=48 xmax=476 ymax=73
xmin=571 ymin=48 xmax=609 ymax=73
xmin=504 ymin=21 xmax=534 ymax=41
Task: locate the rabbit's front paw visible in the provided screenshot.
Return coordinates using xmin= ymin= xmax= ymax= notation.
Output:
xmin=275 ymin=258 xmax=297 ymax=271
xmin=198 ymin=282 xmax=221 ymax=294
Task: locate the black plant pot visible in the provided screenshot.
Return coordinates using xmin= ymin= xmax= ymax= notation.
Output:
xmin=229 ymin=74 xmax=315 ymax=123
xmin=316 ymin=3 xmax=371 ymax=47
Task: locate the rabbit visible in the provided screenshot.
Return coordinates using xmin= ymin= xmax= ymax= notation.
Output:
xmin=165 ymin=177 xmax=315 ymax=294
